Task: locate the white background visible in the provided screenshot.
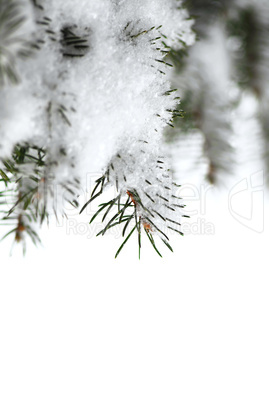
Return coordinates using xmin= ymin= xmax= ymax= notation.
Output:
xmin=0 ymin=169 xmax=268 ymax=402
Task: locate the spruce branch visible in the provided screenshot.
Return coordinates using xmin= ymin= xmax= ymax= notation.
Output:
xmin=0 ymin=142 xmax=80 ymax=252
xmin=0 ymin=0 xmax=34 ymax=85
xmin=0 ymin=0 xmax=194 ymax=256
xmin=80 ymin=143 xmax=187 ymax=259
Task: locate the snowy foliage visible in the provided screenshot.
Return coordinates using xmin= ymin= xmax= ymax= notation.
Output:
xmin=83 ymin=137 xmax=187 ymax=256
xmin=0 ymin=0 xmax=194 ymax=253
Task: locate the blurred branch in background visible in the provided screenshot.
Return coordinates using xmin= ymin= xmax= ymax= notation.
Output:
xmin=166 ymin=0 xmax=269 ymax=186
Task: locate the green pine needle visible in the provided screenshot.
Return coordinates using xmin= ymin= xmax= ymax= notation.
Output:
xmin=81 ymin=171 xmax=179 ymax=258
xmin=115 ymin=225 xmax=136 ymax=259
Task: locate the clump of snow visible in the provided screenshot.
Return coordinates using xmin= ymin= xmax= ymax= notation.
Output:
xmin=0 ymin=0 xmax=194 ymax=224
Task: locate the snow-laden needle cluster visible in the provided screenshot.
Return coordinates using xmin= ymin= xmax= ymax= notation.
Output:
xmin=0 ymin=0 xmax=194 ymax=255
